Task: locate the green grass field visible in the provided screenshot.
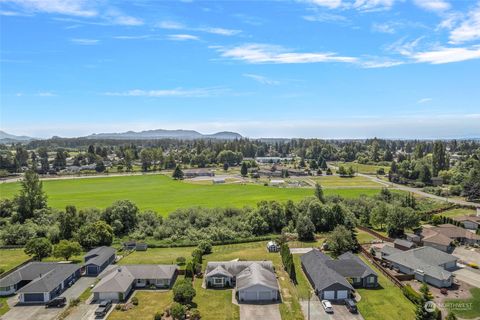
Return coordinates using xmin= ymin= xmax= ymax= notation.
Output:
xmin=357 ymin=257 xmax=416 ymax=320
xmin=446 ymin=288 xmax=480 ymax=319
xmin=119 ymin=247 xmax=194 ymax=265
xmin=311 ymin=175 xmax=384 ymax=187
xmin=0 ymin=297 xmax=9 ymax=317
xmin=440 ymin=208 xmax=477 ymax=218
xmin=0 ymin=175 xmax=382 ymax=216
xmin=108 ymin=291 xmax=173 ymax=320
xmin=0 ymin=249 xmax=30 ymax=274
xmin=330 ymin=162 xmax=390 ymax=175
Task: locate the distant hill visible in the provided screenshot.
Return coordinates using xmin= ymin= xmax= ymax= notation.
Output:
xmin=85 ymin=129 xmax=242 ymax=140
xmin=0 ymin=130 xmax=36 ymax=143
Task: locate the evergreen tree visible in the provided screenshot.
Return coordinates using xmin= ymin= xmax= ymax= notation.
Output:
xmin=314 ymin=183 xmax=326 ymax=204
xmin=16 ymin=170 xmax=47 ymax=222
xmin=172 ymin=165 xmax=184 ymax=180
xmin=240 ymin=162 xmax=248 ymax=177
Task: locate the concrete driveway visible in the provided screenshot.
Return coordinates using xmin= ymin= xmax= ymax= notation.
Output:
xmin=453 ymin=247 xmax=480 ymax=266
xmin=1 ymin=277 xmax=97 ymax=320
xmin=299 ymin=298 xmax=364 ymax=320
xmin=240 ymin=303 xmax=281 ymax=320
xmin=453 ymin=268 xmax=480 ymax=288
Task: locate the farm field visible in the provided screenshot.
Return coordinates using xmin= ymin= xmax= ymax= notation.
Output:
xmin=0 ymin=248 xmax=30 ymax=274
xmin=441 ymin=208 xmax=478 ymax=218
xmin=0 ymin=174 xmax=382 ymax=216
xmin=310 ymin=175 xmax=384 ymax=187
xmin=330 ymin=162 xmax=390 ymax=175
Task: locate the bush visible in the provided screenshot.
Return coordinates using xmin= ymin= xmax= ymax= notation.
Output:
xmin=115 ymin=304 xmax=121 ymax=310
xmin=173 ymin=279 xmax=196 ymax=304
xmin=171 ymin=302 xmax=186 ymax=320
xmin=154 ymin=312 xmax=162 ymax=320
xmin=69 ymin=298 xmax=80 ymax=307
xmin=0 ymin=268 xmax=4 ymax=275
xmin=402 ymin=285 xmax=421 ymax=304
xmin=197 ymin=240 xmax=212 ymax=255
xmin=189 ymin=308 xmax=201 ymax=320
xmin=176 ymin=256 xmax=186 ymax=265
xmin=131 ymin=296 xmax=139 ymax=305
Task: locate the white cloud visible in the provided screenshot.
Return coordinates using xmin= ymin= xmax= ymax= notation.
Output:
xmin=70 ymin=38 xmax=99 ymax=45
xmin=103 ymin=87 xmax=228 ymax=98
xmin=197 ymin=27 xmax=241 ymax=36
xmin=417 ymin=98 xmax=432 ymax=104
xmin=113 ymin=35 xmax=151 ymax=40
xmin=372 ymin=22 xmax=396 ymax=33
xmin=353 ymin=0 xmax=395 ymax=12
xmin=157 ymin=20 xmax=240 ymax=36
xmin=449 ymin=3 xmax=480 ymax=44
xmin=156 ymin=20 xmax=186 ymax=30
xmin=386 ymin=37 xmax=424 ymax=55
xmin=37 ymin=91 xmax=56 ymax=97
xmin=360 ymin=58 xmax=404 ymax=68
xmin=167 ymin=34 xmax=199 ymax=41
xmin=1 ymin=0 xmax=97 ymax=17
xmin=301 ymin=0 xmax=343 ymax=9
xmin=411 ymin=46 xmax=480 ymax=64
xmin=413 ymin=0 xmax=450 ymax=12
xmin=303 ymin=12 xmax=348 ymax=23
xmin=243 ymin=74 xmax=280 ymax=85
xmin=214 ymin=43 xmax=357 ymax=64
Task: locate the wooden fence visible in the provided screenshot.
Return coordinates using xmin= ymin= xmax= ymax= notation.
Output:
xmin=357 ymin=226 xmax=393 ymax=242
xmin=0 ymin=257 xmax=34 ymax=279
xmin=359 ymin=246 xmax=404 ymax=289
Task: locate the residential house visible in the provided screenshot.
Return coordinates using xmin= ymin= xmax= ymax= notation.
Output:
xmin=452 ymin=215 xmax=480 ymax=231
xmin=301 ymin=250 xmax=378 ymax=301
xmin=84 ymin=247 xmax=116 ymax=276
xmin=205 ymin=261 xmax=279 ymax=302
xmin=92 ymin=265 xmax=177 ymax=302
xmin=183 ymin=169 xmax=215 ymax=178
xmin=430 ymin=224 xmax=480 ymax=245
xmin=383 ymin=246 xmax=457 ymax=288
xmin=0 ymin=262 xmax=81 ymax=303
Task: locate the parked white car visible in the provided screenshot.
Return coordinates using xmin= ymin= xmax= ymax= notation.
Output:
xmin=322 ymin=300 xmax=334 ymax=313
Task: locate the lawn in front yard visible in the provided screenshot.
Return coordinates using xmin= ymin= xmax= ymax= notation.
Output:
xmin=193 ymin=278 xmax=239 ymax=320
xmin=118 ymin=246 xmax=195 ymax=265
xmin=203 ymin=241 xmax=304 ymax=320
xmin=0 ymin=248 xmax=30 ymax=274
xmin=108 ymin=291 xmax=173 ymax=320
xmin=292 ymin=254 xmax=312 ymax=300
xmin=357 ymin=257 xmax=416 ymax=320
xmin=0 ymin=297 xmax=9 ymax=317
xmin=445 ymin=288 xmax=480 ymax=319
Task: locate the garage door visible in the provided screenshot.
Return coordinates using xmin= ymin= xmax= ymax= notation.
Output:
xmin=337 ymin=290 xmax=348 ymax=299
xmin=87 ymin=266 xmax=98 ymax=275
xmin=23 ymin=293 xmax=45 ymax=302
xmin=323 ymin=291 xmax=335 ymax=300
xmin=259 ymin=291 xmax=271 ymax=300
xmin=244 ymin=291 xmax=258 ymax=301
xmin=98 ymin=292 xmax=119 ymax=301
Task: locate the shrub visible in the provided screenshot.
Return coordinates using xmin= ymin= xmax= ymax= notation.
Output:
xmin=115 ymin=304 xmax=121 ymax=310
xmin=154 ymin=311 xmax=162 ymax=320
xmin=170 ymin=302 xmax=186 ymax=320
xmin=131 ymin=296 xmax=139 ymax=305
xmin=402 ymin=285 xmax=421 ymax=304
xmin=69 ymin=298 xmax=80 ymax=307
xmin=0 ymin=268 xmax=4 ymax=275
xmin=197 ymin=240 xmax=212 ymax=255
xmin=189 ymin=308 xmax=201 ymax=320
xmin=173 ymin=279 xmax=196 ymax=304
xmin=176 ymin=256 xmax=186 ymax=265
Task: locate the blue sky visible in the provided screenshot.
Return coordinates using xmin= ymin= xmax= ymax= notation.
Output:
xmin=1 ymin=0 xmax=479 ymax=139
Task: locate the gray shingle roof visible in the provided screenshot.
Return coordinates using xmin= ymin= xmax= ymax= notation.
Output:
xmin=84 ymin=246 xmax=115 ymax=267
xmin=205 ymin=261 xmax=274 ymax=277
xmin=380 ymin=245 xmax=403 ymax=256
xmin=92 ymin=265 xmax=177 ymax=293
xmin=394 ymin=239 xmax=416 ymax=248
xmin=301 ymin=250 xmax=353 ymax=292
xmin=205 ymin=265 xmax=233 ymax=278
xmin=236 ymin=262 xmax=279 ymax=291
xmin=0 ymin=262 xmax=59 ymax=287
xmin=334 ymin=252 xmax=377 ymax=278
xmin=385 ymin=247 xmax=456 ymax=281
xmin=17 ymin=264 xmax=81 ymax=294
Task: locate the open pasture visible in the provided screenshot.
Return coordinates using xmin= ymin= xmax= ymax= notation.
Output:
xmin=0 ymin=175 xmax=381 ymax=216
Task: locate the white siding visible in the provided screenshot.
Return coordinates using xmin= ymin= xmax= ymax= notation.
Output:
xmin=97 ymin=292 xmax=119 ymax=301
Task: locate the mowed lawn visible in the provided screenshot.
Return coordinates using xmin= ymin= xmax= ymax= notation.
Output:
xmin=446 ymin=288 xmax=480 ymax=319
xmin=330 ymin=162 xmax=390 ymax=175
xmin=441 ymin=208 xmax=478 ymax=218
xmin=357 ymin=257 xmax=415 ymax=320
xmin=0 ymin=175 xmax=381 ymax=216
xmin=108 ymin=291 xmax=173 ymax=320
xmin=0 ymin=249 xmax=30 ymax=274
xmin=311 ymin=175 xmax=384 ymax=188
xmin=119 ymin=247 xmax=194 ymax=265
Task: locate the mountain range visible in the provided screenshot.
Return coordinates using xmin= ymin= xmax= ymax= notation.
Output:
xmin=0 ymin=130 xmax=36 ymax=143
xmin=85 ymin=129 xmax=242 ymax=140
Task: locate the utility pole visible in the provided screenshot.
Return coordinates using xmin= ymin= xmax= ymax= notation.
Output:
xmin=307 ymin=290 xmax=311 ymax=320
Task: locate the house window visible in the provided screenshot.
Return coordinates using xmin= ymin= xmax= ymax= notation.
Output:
xmin=214 ymin=278 xmax=224 ymax=285
xmin=367 ymin=277 xmax=375 ymax=284
xmin=0 ymin=286 xmax=11 ymax=292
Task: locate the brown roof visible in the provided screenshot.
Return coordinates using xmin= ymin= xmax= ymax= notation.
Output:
xmin=422 ymin=232 xmax=453 ymax=246
xmin=433 ymin=224 xmax=480 ymax=240
xmin=452 ymin=215 xmax=480 ymax=224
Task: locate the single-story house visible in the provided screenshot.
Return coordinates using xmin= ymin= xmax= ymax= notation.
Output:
xmin=258 ymin=170 xmax=283 ymax=178
xmin=212 ymin=177 xmax=225 ymax=184
xmin=421 ymin=230 xmax=454 ymax=253
xmin=84 ymin=247 xmax=116 ymax=276
xmin=183 ymin=169 xmax=215 ymax=178
xmin=205 ymin=261 xmax=279 ymax=302
xmin=92 ymin=265 xmax=177 ymax=302
xmin=394 ymin=239 xmax=416 ymax=251
xmin=452 ymin=215 xmax=480 ymax=231
xmin=301 ymin=250 xmax=378 ymax=301
xmin=383 ymin=246 xmax=457 ymax=288
xmin=431 ymin=224 xmax=480 ymax=245
xmin=15 ymin=264 xmax=81 ymax=303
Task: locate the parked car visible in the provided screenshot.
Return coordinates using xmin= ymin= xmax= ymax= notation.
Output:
xmin=345 ymin=298 xmax=357 ymax=313
xmin=321 ymin=300 xmax=333 ymax=313
xmin=45 ymin=297 xmax=66 ymax=308
xmin=95 ymin=300 xmax=112 ymax=318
